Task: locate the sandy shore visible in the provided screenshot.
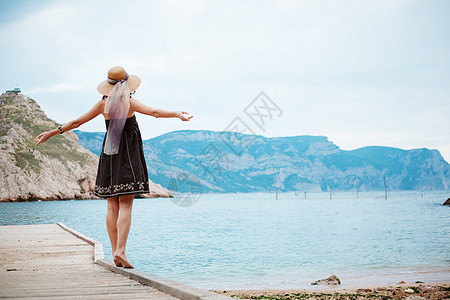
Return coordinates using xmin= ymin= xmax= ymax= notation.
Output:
xmin=213 ymin=282 xmax=450 ymax=299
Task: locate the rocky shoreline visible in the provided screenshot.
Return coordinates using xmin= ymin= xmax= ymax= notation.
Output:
xmin=215 ymin=282 xmax=450 ymax=299
xmin=0 ymin=177 xmax=173 ymax=202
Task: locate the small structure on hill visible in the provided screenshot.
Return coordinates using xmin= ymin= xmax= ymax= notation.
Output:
xmin=6 ymin=87 xmax=21 ymax=94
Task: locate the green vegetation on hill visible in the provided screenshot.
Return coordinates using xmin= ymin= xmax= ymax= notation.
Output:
xmin=0 ymin=92 xmax=92 ymax=174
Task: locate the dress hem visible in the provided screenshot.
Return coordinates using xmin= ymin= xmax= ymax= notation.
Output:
xmin=94 ymin=189 xmax=151 ymax=198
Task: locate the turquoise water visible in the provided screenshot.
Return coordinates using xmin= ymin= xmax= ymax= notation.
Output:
xmin=1 ymin=190 xmax=449 ymax=289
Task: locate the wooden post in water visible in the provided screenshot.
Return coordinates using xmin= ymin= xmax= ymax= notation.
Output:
xmin=384 ymin=177 xmax=388 ymax=200
xmin=330 ymin=190 xmax=332 ymax=200
xmin=304 ymin=191 xmax=307 ymax=199
xmin=276 ymin=188 xmax=278 ymax=200
xmin=356 ymin=188 xmax=359 ymax=199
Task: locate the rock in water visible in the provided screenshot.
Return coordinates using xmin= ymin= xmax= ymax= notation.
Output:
xmin=0 ymin=92 xmax=172 ymax=201
xmin=443 ymin=198 xmax=450 ymax=205
xmin=137 ymin=180 xmax=173 ymax=198
xmin=311 ymin=275 xmax=341 ymax=285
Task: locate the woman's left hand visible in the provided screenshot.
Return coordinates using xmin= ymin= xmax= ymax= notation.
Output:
xmin=178 ymin=111 xmax=193 ymax=121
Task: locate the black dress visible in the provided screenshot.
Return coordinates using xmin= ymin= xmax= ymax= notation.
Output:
xmin=94 ymin=115 xmax=150 ymax=198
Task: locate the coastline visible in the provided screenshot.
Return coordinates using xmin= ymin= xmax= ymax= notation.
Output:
xmin=198 ymin=267 xmax=450 ymax=290
xmin=216 ymin=281 xmax=450 ymax=299
xmin=209 ymin=268 xmax=450 ymax=299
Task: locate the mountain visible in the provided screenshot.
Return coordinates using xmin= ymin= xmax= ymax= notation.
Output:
xmin=73 ymin=130 xmax=104 ymax=157
xmin=0 ymin=92 xmax=172 ymax=201
xmin=74 ymin=127 xmax=450 ymax=193
xmin=0 ymin=92 xmax=98 ymax=201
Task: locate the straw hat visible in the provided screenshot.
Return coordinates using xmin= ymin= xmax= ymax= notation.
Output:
xmin=97 ymin=66 xmax=141 ymax=96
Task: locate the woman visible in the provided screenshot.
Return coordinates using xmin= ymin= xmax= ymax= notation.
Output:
xmin=34 ymin=66 xmax=193 ymax=268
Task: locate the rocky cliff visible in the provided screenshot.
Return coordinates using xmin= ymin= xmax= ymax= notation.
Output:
xmin=75 ymin=129 xmax=450 ymax=193
xmin=0 ymin=92 xmax=172 ymax=201
xmin=0 ymin=92 xmax=99 ymax=201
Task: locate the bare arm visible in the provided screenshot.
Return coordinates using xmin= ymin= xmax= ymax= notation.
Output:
xmin=34 ymin=100 xmax=104 ymax=146
xmin=130 ymin=98 xmax=193 ymax=121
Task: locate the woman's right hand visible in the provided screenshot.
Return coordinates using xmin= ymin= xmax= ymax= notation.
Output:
xmin=34 ymin=131 xmax=54 ymax=146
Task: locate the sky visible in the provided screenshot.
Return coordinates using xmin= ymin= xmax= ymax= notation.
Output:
xmin=1 ymin=0 xmax=449 ymax=162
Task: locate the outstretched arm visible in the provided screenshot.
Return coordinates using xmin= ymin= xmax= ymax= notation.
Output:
xmin=34 ymin=100 xmax=103 ymax=146
xmin=130 ymin=98 xmax=193 ymax=121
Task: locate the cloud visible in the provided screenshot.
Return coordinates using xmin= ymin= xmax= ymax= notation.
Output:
xmin=25 ymin=82 xmax=88 ymax=94
xmin=1 ymin=0 xmax=449 ymax=162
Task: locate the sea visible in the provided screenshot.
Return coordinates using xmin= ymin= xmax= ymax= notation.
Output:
xmin=1 ymin=190 xmax=449 ymax=290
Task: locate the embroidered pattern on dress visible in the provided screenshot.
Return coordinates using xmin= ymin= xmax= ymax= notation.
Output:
xmin=95 ymin=181 xmax=148 ymax=195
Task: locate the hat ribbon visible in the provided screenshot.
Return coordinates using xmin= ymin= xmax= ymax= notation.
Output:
xmin=107 ymin=73 xmax=129 ymax=85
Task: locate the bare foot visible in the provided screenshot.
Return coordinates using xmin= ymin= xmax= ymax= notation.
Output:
xmin=113 ymin=252 xmax=134 ymax=269
xmin=113 ymin=257 xmax=123 ymax=267
xmin=112 ymin=251 xmax=123 ymax=267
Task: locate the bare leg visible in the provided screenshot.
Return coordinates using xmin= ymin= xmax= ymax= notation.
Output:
xmin=113 ymin=194 xmax=135 ymax=268
xmin=107 ymin=197 xmax=123 ymax=267
xmin=106 ymin=197 xmax=119 ymax=254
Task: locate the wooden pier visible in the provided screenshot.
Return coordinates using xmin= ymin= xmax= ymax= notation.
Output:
xmin=0 ymin=223 xmax=230 ymax=299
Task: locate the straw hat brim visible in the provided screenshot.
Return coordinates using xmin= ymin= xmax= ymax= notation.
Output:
xmin=97 ymin=74 xmax=141 ymax=96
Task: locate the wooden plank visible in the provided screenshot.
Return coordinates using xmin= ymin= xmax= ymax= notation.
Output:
xmin=0 ymin=224 xmax=177 ymax=299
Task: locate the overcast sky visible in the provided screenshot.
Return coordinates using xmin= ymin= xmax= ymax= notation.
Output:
xmin=1 ymin=0 xmax=449 ymax=162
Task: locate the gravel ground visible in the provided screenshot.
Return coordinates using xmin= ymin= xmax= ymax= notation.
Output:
xmin=212 ymin=283 xmax=450 ymax=299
